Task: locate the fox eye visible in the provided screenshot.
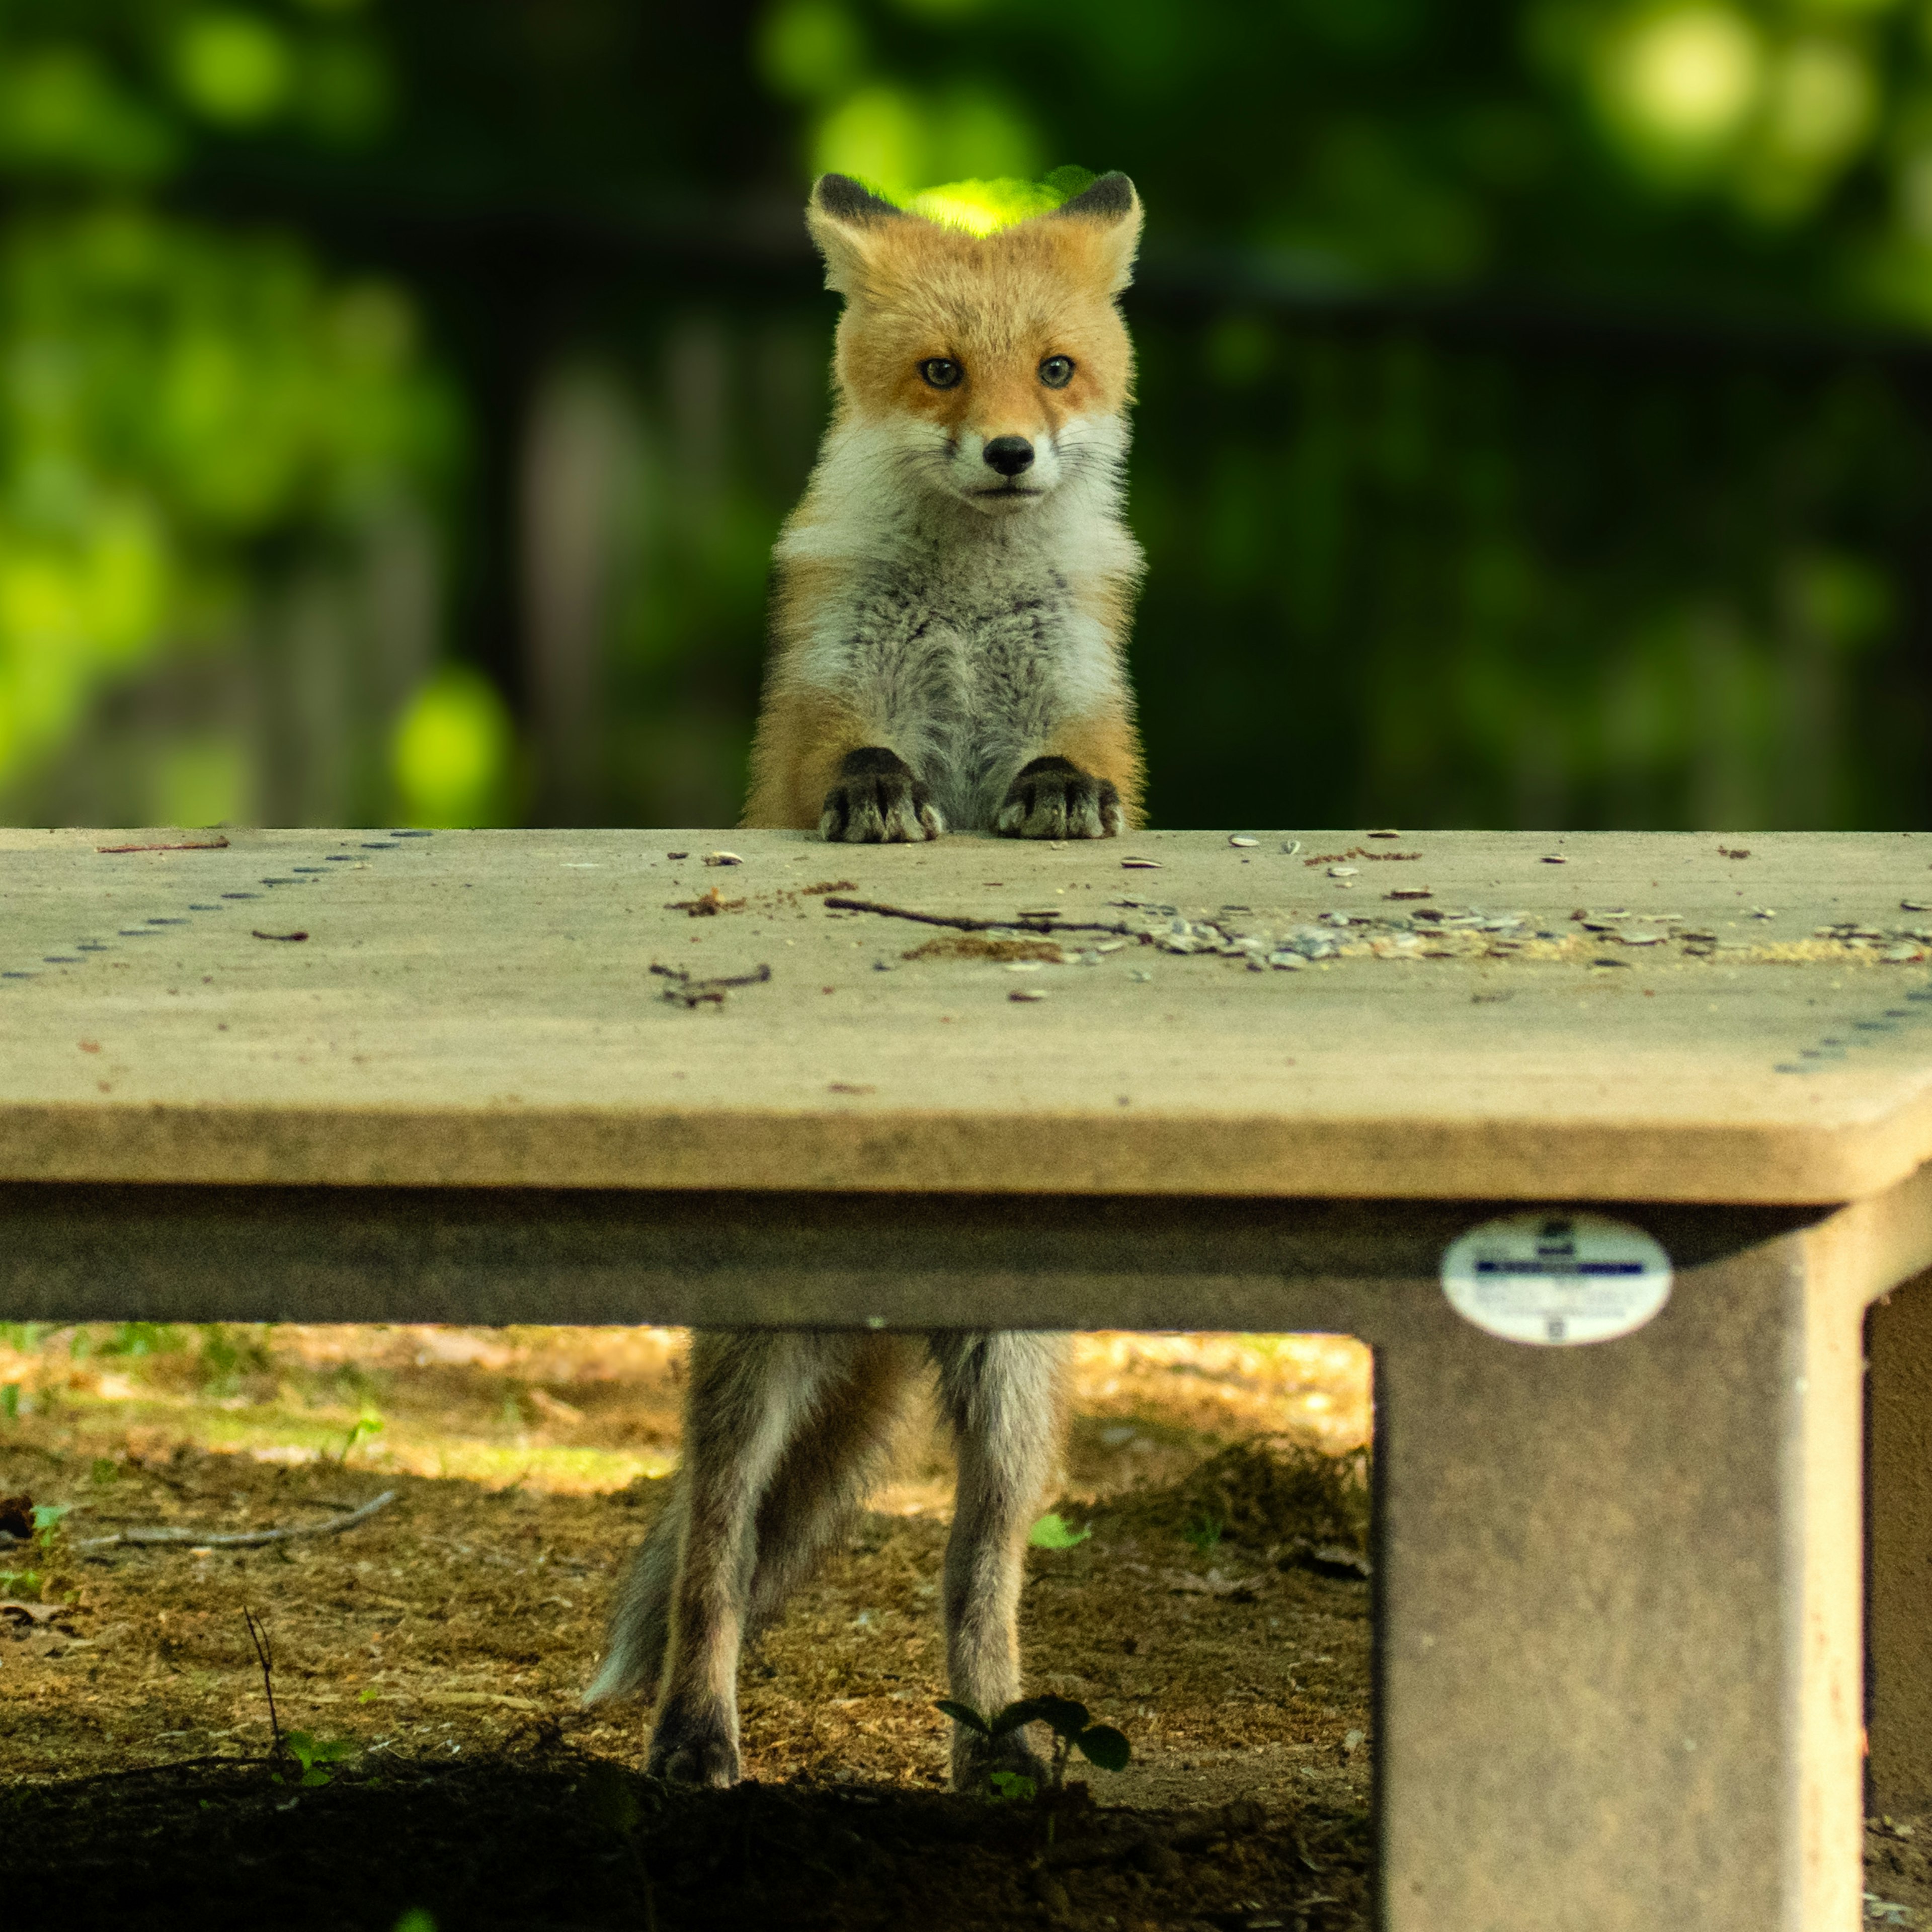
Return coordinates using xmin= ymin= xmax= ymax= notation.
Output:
xmin=1038 ymin=355 xmax=1075 ymax=389
xmin=920 ymin=358 xmax=962 ymax=390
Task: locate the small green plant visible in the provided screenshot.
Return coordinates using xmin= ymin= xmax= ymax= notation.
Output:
xmin=0 ymin=1566 xmax=42 ymax=1596
xmin=281 ymin=1729 xmax=357 ymax=1788
xmin=937 ymin=1695 xmax=1131 ymax=1796
xmin=2 ymin=1383 xmax=21 ymax=1423
xmin=338 ymin=1415 xmax=384 ymax=1464
xmin=1027 ymin=1512 xmax=1091 ymax=1550
xmin=1181 ymin=1511 xmax=1225 ymax=1554
xmin=392 ymin=1911 xmax=437 ymax=1932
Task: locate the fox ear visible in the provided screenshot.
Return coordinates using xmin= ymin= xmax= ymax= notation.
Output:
xmin=1053 ymin=172 xmax=1142 ymax=294
xmin=807 ymin=174 xmax=903 ymax=297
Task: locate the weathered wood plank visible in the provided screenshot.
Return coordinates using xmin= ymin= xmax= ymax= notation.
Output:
xmin=4 ymin=827 xmax=1930 ymax=1199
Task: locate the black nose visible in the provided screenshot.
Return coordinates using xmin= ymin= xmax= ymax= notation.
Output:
xmin=982 ymin=436 xmax=1035 ymax=478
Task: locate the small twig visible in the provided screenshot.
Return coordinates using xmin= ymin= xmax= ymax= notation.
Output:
xmin=822 ymin=896 xmax=1143 ymax=937
xmin=649 ymin=962 xmax=772 ymax=1008
xmin=243 ymin=1608 xmax=281 ymax=1760
xmin=251 ymin=929 xmax=308 ymax=943
xmin=96 ymin=837 xmax=231 ymax=854
xmin=73 ymin=1488 xmax=397 ymax=1551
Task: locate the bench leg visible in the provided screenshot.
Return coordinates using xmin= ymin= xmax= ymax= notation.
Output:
xmin=1868 ymin=1265 xmax=1932 ymax=1814
xmin=1376 ymin=1223 xmax=1863 ymax=1931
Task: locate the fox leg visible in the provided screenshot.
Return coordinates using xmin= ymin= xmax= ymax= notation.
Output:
xmin=745 ymin=1331 xmax=921 ymax=1635
xmin=645 ymin=1330 xmax=870 ymax=1785
xmin=820 ymin=746 xmax=943 ymax=843
xmin=929 ymin=1330 xmax=1072 ymax=1792
xmin=588 ymin=1332 xmax=914 ymax=1715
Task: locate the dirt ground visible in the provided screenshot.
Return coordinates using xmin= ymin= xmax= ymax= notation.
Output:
xmin=0 ymin=1323 xmax=1921 ymax=1929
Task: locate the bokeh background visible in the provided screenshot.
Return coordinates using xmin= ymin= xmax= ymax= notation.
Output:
xmin=5 ymin=0 xmax=1932 ymax=835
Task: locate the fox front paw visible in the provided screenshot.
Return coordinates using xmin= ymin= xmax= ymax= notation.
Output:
xmin=648 ymin=1698 xmax=741 ymax=1788
xmin=951 ymin=1721 xmax=1051 ymax=1797
xmin=820 ymin=747 xmax=944 ymax=843
xmin=997 ymin=756 xmax=1122 ymax=840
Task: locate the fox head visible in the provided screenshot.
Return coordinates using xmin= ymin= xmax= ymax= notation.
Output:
xmin=806 ymin=173 xmax=1142 ymax=519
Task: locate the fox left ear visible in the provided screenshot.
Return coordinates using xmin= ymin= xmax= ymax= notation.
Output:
xmin=1053 ymin=172 xmax=1142 ymax=294
xmin=807 ymin=174 xmax=903 ymax=298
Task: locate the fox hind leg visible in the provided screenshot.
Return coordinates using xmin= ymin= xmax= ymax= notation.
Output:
xmin=930 ymin=1330 xmax=1072 ymax=1792
xmin=645 ymin=1330 xmax=859 ymax=1785
xmin=747 ymin=1332 xmax=921 ymax=1638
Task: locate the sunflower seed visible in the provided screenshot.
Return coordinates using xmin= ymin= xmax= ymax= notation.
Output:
xmin=703 ymin=851 xmax=744 ymax=867
xmin=1542 ymin=854 xmax=1569 ymax=864
xmin=1328 ymin=865 xmax=1358 ymax=878
xmin=1121 ymin=857 xmax=1162 ymax=869
xmin=1228 ymin=835 xmax=1259 ymax=848
xmin=1008 ymin=988 xmax=1048 ymax=1002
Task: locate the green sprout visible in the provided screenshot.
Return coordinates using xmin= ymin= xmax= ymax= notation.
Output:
xmin=1027 ymin=1511 xmax=1091 ymax=1550
xmin=937 ymin=1694 xmax=1131 ymax=1797
xmin=279 ymin=1729 xmax=357 ymax=1788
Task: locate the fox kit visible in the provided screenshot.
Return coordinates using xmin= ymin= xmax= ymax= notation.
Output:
xmin=587 ymin=172 xmax=1147 ymax=1792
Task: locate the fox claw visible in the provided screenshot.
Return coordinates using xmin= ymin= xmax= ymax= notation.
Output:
xmin=997 ymin=756 xmax=1121 ymax=840
xmin=951 ymin=1723 xmax=1051 ymax=1796
xmin=649 ymin=1701 xmax=741 ymax=1787
xmin=821 ymin=747 xmax=943 ymax=843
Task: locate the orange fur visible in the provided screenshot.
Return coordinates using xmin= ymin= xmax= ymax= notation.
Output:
xmin=743 ymin=176 xmax=1147 ymax=840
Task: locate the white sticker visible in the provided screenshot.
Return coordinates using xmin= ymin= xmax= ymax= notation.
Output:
xmin=1441 ymin=1213 xmax=1672 ymax=1346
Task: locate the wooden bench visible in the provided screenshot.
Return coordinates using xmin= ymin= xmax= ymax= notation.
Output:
xmin=6 ymin=824 xmax=1932 ymax=1931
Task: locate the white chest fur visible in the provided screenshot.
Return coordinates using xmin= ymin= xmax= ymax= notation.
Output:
xmin=778 ymin=418 xmax=1141 ymax=830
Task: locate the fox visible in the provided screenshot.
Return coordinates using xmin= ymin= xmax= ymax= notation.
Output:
xmin=585 ymin=170 xmax=1147 ymax=1793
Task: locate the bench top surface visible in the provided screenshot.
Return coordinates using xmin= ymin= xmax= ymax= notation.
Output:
xmin=4 ymin=826 xmax=1932 ymax=1203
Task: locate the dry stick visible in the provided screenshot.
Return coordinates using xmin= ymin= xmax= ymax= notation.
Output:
xmin=243 ymin=1607 xmax=281 ymax=1760
xmin=95 ymin=836 xmax=231 ymax=854
xmin=72 ymin=1488 xmax=397 ymax=1552
xmin=649 ymin=961 xmax=772 ymax=1008
xmin=30 ymin=1751 xmax=262 ymax=1790
xmin=822 ymin=896 xmax=1146 ymax=938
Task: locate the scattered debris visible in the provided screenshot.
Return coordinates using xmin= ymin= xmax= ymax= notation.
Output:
xmin=667 ymin=887 xmax=744 ymax=916
xmin=1541 ymin=854 xmax=1568 ymax=864
xmin=649 ymin=962 xmax=772 ymax=1008
xmin=903 ymin=936 xmax=1066 ymax=964
xmin=1718 ymin=846 xmax=1751 ymax=859
xmin=251 ymin=930 xmax=308 ymax=943
xmin=802 ymin=879 xmax=857 ymax=896
xmin=827 ymin=1083 xmax=876 ymax=1095
xmin=1009 ymin=988 xmax=1048 ymax=1003
xmin=1120 ymin=857 xmax=1163 ymax=869
xmin=703 ymin=852 xmax=743 ymax=867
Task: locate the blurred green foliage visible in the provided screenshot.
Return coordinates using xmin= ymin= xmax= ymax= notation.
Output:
xmin=2 ymin=0 xmax=1930 ymax=829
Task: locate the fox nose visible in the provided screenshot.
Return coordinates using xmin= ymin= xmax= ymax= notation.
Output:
xmin=982 ymin=436 xmax=1035 ymax=478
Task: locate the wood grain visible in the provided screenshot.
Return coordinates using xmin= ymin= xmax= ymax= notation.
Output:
xmin=5 ymin=827 xmax=1932 ymax=1202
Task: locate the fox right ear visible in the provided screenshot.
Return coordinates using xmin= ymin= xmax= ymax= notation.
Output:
xmin=807 ymin=175 xmax=903 ymax=297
